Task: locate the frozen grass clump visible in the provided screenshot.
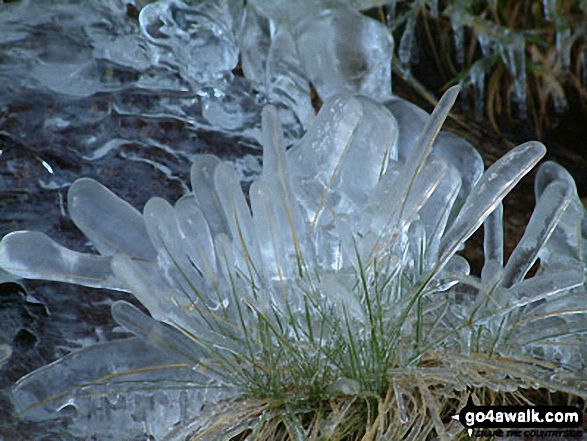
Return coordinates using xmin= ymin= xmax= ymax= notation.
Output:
xmin=1 ymin=86 xmax=586 ymax=439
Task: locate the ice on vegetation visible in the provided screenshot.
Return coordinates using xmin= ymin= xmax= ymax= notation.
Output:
xmin=543 ymin=0 xmax=556 ymax=21
xmin=467 ymin=59 xmax=490 ymax=121
xmin=385 ymin=1 xmax=397 ymax=24
xmin=138 ymin=0 xmax=242 ymax=83
xmin=0 ymin=344 xmax=11 ymax=367
xmin=3 ymin=83 xmax=587 ymax=438
xmin=555 ymin=24 xmax=571 ymax=74
xmin=290 ymin=1 xmax=393 ymax=101
xmin=399 ymin=16 xmax=417 ymax=67
xmin=452 ymin=22 xmax=466 ymax=68
xmin=265 ymin=25 xmax=315 ymax=127
xmin=457 ymin=14 xmax=528 ymax=118
xmin=1 ymin=0 xmax=586 ymax=439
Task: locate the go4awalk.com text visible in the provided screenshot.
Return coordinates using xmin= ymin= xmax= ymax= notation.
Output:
xmin=452 ymin=392 xmax=584 ymax=438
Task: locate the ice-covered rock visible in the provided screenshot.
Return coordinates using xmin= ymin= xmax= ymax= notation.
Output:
xmin=139 ymin=0 xmax=242 ymax=83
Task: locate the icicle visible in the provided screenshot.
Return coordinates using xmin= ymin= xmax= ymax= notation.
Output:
xmin=386 ymin=1 xmax=397 ymax=28
xmin=469 ymin=61 xmax=486 ymax=122
xmin=542 ymin=0 xmax=556 ymax=22
xmin=429 ymin=0 xmax=439 ymax=19
xmin=453 ymin=23 xmax=465 ymax=68
xmin=399 ymin=16 xmax=416 ymax=68
xmin=499 ymin=32 xmax=527 ymax=119
xmin=553 ymin=94 xmax=567 ymax=114
xmin=555 ymin=24 xmax=571 ymax=73
xmin=408 ymin=221 xmax=426 ymax=275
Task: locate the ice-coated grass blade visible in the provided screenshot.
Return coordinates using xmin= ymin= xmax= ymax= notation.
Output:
xmin=438 ymin=141 xmax=546 ymax=272
xmin=260 ymin=105 xmax=306 ymax=275
xmin=483 ymin=202 xmax=504 ymax=266
xmin=395 ymin=85 xmax=460 ymax=202
xmin=68 ymin=178 xmax=157 ymax=259
xmin=190 ymin=154 xmax=228 ymax=239
xmin=0 ymin=231 xmax=126 ymax=290
xmin=501 ymin=179 xmax=573 ymax=287
xmin=112 ymin=300 xmax=204 ymax=365
xmin=12 ymin=337 xmax=196 ymax=417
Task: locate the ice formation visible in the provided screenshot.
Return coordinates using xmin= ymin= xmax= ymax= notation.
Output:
xmin=2 ymin=86 xmax=587 ymax=438
xmin=0 ymin=0 xmax=586 ymax=439
xmin=388 ymin=1 xmax=586 ymax=120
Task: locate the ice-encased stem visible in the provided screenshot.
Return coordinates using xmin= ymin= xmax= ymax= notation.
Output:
xmin=0 ymin=231 xmax=126 ymax=291
xmin=111 ymin=300 xmax=204 ymax=366
xmin=399 ymin=16 xmax=416 ymax=67
xmin=483 ymin=202 xmax=503 ymax=266
xmin=12 ymin=336 xmax=200 ymax=419
xmin=68 ymin=178 xmax=157 ymax=260
xmin=438 ymin=141 xmax=546 ymax=272
xmin=501 ymin=179 xmax=573 ymax=288
xmin=493 ymin=270 xmax=585 ymax=318
xmin=555 ymin=23 xmax=571 ymax=74
xmin=396 ymin=86 xmax=460 ymax=207
xmin=543 ymin=0 xmax=556 ymax=21
xmin=260 ymin=105 xmax=305 ymax=272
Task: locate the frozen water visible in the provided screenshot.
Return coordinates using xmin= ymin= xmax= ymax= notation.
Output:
xmin=265 ymin=25 xmax=315 ymax=127
xmin=235 ymin=0 xmax=394 ymax=121
xmin=138 ymin=0 xmax=242 ymax=83
xmin=452 ymin=23 xmax=466 ymax=68
xmin=444 ymin=9 xmax=529 ymax=118
xmin=11 ymin=335 xmax=223 ymax=440
xmin=2 ymin=82 xmax=587 ymax=438
xmin=1 ymin=1 xmax=586 ymax=439
xmin=386 ymin=0 xmax=397 ymax=23
xmin=501 ymin=179 xmax=573 ymax=288
xmin=543 ymin=0 xmax=556 ymax=21
xmin=0 ymin=231 xmax=126 ymax=291
xmin=555 ymin=25 xmax=571 ymax=74
xmin=439 ymin=141 xmax=546 ymax=268
xmin=292 ymin=3 xmax=393 ymax=101
xmin=467 ymin=59 xmax=490 ymax=121
xmin=399 ymin=16 xmax=417 ymax=67
xmin=238 ymin=6 xmax=271 ymax=91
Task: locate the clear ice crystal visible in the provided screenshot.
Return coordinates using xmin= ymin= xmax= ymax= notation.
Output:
xmin=291 ymin=1 xmax=393 ymax=101
xmin=446 ymin=10 xmax=528 ymax=118
xmin=138 ymin=0 xmax=242 ymax=83
xmin=399 ymin=16 xmax=417 ymax=67
xmin=0 ymin=344 xmax=11 ymax=367
xmin=238 ymin=5 xmax=271 ymax=90
xmin=265 ymin=24 xmax=315 ymax=128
